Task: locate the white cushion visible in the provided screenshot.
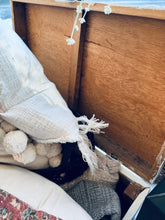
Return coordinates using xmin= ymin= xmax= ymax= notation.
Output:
xmin=0 ymin=19 xmax=78 ymax=144
xmin=0 ymin=19 xmax=100 ymax=171
xmin=0 ymin=164 xmax=92 ymax=220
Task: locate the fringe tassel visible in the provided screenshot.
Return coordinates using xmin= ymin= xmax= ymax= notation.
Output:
xmin=78 ymin=134 xmax=98 ymax=174
xmin=77 ymin=115 xmax=109 ymax=173
xmin=77 ymin=114 xmax=109 ymax=135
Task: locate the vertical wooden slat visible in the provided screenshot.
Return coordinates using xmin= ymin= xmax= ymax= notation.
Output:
xmin=78 ymin=12 xmax=165 ymax=179
xmin=67 ymin=16 xmax=86 ymax=110
xmin=10 ymin=1 xmax=28 ymax=44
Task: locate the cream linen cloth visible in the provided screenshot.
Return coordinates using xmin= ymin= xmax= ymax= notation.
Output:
xmin=0 ymin=19 xmax=108 ymax=171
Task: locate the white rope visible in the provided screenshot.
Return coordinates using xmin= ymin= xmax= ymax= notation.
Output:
xmin=78 ymin=133 xmax=98 ymax=174
xmin=77 ymin=114 xmax=109 ymax=135
xmin=77 ymin=115 xmax=109 ymax=173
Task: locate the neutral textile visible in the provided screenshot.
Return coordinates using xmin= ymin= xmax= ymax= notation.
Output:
xmin=0 ymin=19 xmax=108 ymax=171
xmin=67 ymin=180 xmax=121 ymax=220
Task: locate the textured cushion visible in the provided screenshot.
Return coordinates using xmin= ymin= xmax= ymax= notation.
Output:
xmin=62 ymin=154 xmax=120 ymax=190
xmin=0 ymin=18 xmax=78 ymax=145
xmin=0 ymin=164 xmax=92 ymax=220
xmin=67 ymin=180 xmax=121 ymax=220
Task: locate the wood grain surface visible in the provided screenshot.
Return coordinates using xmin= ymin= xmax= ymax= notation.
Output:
xmin=95 ymin=134 xmax=152 ymax=181
xmin=11 ymin=0 xmax=165 ymax=20
xmin=11 ymin=1 xmax=84 ymax=107
xmin=78 ymin=12 xmax=165 ymax=168
xmin=11 ymin=2 xmax=27 ymax=44
xmin=25 ymin=4 xmax=75 ymax=101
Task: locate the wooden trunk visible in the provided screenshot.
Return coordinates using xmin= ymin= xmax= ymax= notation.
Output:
xmin=10 ymin=0 xmax=165 ymax=218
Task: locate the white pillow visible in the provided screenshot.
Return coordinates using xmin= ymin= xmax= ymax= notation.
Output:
xmin=0 ymin=19 xmax=76 ymax=142
xmin=0 ymin=19 xmax=108 ymax=171
xmin=0 ymin=164 xmax=93 ymax=220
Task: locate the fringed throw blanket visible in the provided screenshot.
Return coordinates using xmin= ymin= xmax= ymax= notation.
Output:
xmin=0 ymin=19 xmax=108 ymax=172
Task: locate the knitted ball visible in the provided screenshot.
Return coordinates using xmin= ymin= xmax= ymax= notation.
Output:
xmin=0 ymin=127 xmax=5 ymax=148
xmin=47 ymin=143 xmax=62 ymax=158
xmin=13 ymin=143 xmax=36 ymax=164
xmin=1 ymin=120 xmax=16 ymax=133
xmin=3 ymin=130 xmax=28 ymax=154
xmin=35 ymin=143 xmax=49 ymax=156
xmin=49 ymin=153 xmax=62 ymax=168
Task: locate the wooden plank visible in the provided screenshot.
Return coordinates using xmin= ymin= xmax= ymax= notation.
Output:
xmin=78 ymin=12 xmax=165 ymax=172
xmin=123 ymin=182 xmax=144 ymax=201
xmin=67 ymin=13 xmax=86 ymax=110
xmin=150 ymin=141 xmax=165 ymax=183
xmin=11 ymin=0 xmax=165 ymax=20
xmin=24 ymin=4 xmax=76 ymax=101
xmin=111 ymin=5 xmax=165 ymax=21
xmin=95 ymin=134 xmax=152 ymax=181
xmin=10 ymin=1 xmax=28 ymax=44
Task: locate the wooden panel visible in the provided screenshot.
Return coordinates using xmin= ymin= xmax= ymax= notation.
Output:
xmin=95 ymin=134 xmax=152 ymax=181
xmin=123 ymin=182 xmax=144 ymax=202
xmin=25 ymin=4 xmax=74 ymax=101
xmin=78 ymin=12 xmax=165 ymax=168
xmin=11 ymin=2 xmax=27 ymax=44
xmin=11 ymin=1 xmax=84 ymax=107
xmin=11 ymin=0 xmax=165 ymax=20
xmin=67 ymin=16 xmax=86 ymax=110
